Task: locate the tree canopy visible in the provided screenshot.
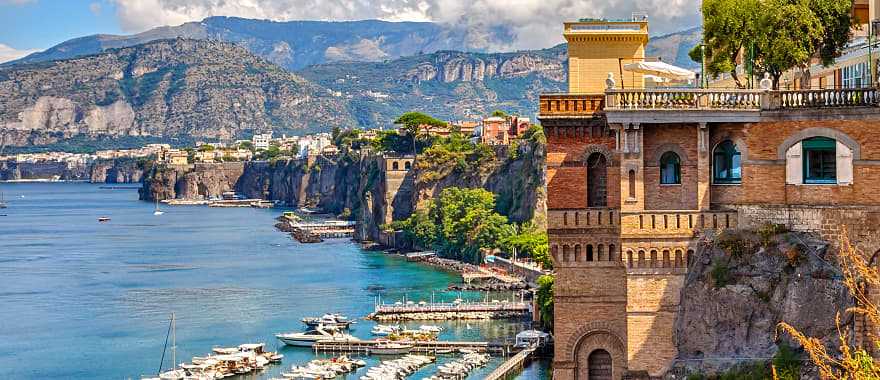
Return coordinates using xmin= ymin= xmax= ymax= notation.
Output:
xmin=696 ymin=0 xmax=852 ymax=88
xmin=393 ymin=112 xmax=447 ymax=155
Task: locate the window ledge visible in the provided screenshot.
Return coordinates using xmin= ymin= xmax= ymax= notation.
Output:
xmin=659 ymin=183 xmax=682 ymax=187
xmin=625 ymin=197 xmax=639 ymax=203
xmin=711 ymin=182 xmax=742 ymax=186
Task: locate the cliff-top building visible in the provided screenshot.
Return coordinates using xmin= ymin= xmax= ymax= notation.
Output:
xmin=539 ymin=17 xmax=880 ymax=380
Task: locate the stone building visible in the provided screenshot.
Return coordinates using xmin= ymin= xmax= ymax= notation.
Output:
xmin=538 ymin=18 xmax=880 ymax=380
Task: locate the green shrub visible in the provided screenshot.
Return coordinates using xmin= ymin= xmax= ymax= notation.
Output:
xmin=757 ymin=223 xmax=789 ymax=246
xmin=711 ymin=261 xmax=733 ymax=288
xmin=772 ymin=342 xmax=801 ymax=379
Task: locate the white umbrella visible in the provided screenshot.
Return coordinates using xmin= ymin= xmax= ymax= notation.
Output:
xmin=623 ymin=61 xmax=696 ymax=81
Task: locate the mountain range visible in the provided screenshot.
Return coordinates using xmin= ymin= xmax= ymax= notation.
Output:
xmin=0 ymin=18 xmax=702 ymax=150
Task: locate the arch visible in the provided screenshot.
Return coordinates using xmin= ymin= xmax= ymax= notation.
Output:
xmin=713 ymin=140 xmax=742 ymax=184
xmin=660 ymin=151 xmax=681 ymax=184
xmin=637 ymin=250 xmax=646 ymax=268
xmin=392 ymin=161 xmax=399 ymax=170
xmin=650 ymin=250 xmax=658 ymax=268
xmin=597 ymin=244 xmax=605 ymax=261
xmin=626 ymin=250 xmax=634 ymax=268
xmin=587 ymin=245 xmax=594 ymax=261
xmin=777 ymin=127 xmax=860 ymax=160
xmin=674 ymin=249 xmax=684 ymax=267
xmin=662 ymin=249 xmax=671 ymax=268
xmin=566 ymin=323 xmax=627 ymax=380
xmin=608 ymin=244 xmax=616 ymax=261
xmin=563 ymin=245 xmax=571 ymax=262
xmin=651 ymin=143 xmax=689 ymax=163
xmin=404 ymin=161 xmax=412 ymax=170
xmin=587 ymin=153 xmax=608 ymax=207
xmin=687 ymin=249 xmax=695 ymax=267
xmin=588 ymin=350 xmax=613 ymax=380
xmin=575 ymin=244 xmax=582 ymax=262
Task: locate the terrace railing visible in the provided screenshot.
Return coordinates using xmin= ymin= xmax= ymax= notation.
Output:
xmin=538 ymin=88 xmax=879 ymax=116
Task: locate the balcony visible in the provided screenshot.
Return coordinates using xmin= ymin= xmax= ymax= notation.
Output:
xmin=539 ymin=88 xmax=880 ymax=124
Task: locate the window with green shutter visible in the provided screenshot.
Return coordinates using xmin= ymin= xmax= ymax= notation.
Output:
xmin=802 ymin=137 xmax=836 ymax=184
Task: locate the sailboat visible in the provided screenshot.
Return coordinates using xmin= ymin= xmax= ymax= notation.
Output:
xmin=0 ymin=187 xmax=7 ymax=209
xmin=153 ymin=199 xmax=164 ymax=216
xmin=144 ymin=313 xmax=185 ymax=380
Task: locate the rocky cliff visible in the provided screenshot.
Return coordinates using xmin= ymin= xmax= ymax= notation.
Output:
xmin=0 ymin=38 xmax=354 ymax=147
xmin=670 ymin=229 xmax=851 ymax=377
xmin=0 ymin=158 xmax=145 ymax=182
xmin=140 ymin=140 xmax=546 ymax=241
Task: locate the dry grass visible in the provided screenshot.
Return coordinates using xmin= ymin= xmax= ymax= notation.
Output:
xmin=776 ymin=230 xmax=880 ymax=379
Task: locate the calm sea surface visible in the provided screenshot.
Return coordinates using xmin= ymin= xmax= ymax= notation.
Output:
xmin=0 ymin=183 xmax=549 ymax=379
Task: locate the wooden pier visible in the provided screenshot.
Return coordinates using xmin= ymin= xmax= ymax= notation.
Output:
xmin=374 ymin=301 xmax=529 ymax=315
xmin=484 ymin=347 xmax=535 ymax=380
xmin=312 ymin=339 xmax=505 ymax=355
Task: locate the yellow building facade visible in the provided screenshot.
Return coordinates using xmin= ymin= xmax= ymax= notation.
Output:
xmin=565 ymin=19 xmax=648 ymax=93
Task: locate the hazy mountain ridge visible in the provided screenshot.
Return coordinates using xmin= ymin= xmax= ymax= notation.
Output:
xmin=0 ymin=38 xmax=354 ymax=147
xmin=6 ymin=17 xmax=508 ymax=71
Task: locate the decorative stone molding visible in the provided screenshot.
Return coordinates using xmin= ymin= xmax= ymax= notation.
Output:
xmin=650 ymin=143 xmax=689 ymax=166
xmin=564 ymin=321 xmax=627 ymax=361
xmin=583 ymin=145 xmax=615 ymax=166
xmin=777 ymin=127 xmax=861 ymax=160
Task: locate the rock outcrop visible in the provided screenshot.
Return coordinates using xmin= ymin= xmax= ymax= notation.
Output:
xmin=670 ymin=229 xmax=851 ymax=377
xmin=88 ymin=158 xmax=146 ymax=183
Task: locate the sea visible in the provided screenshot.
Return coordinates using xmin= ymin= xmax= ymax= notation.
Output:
xmin=0 ymin=182 xmax=550 ymax=379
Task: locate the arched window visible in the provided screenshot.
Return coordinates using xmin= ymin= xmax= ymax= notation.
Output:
xmin=588 ymin=349 xmax=613 ymax=380
xmin=404 ymin=161 xmax=412 ymax=170
xmin=587 ymin=153 xmax=608 ymax=207
xmin=392 ymin=161 xmax=399 ymax=170
xmin=713 ymin=140 xmax=742 ymax=184
xmin=803 ymin=137 xmax=836 ymax=184
xmin=660 ymin=152 xmax=681 ymax=184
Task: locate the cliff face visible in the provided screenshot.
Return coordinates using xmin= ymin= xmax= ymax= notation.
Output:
xmin=88 ymin=158 xmax=146 ymax=183
xmin=140 ymin=141 xmax=546 ymax=238
xmin=0 ymin=38 xmax=354 ymax=147
xmin=0 ymin=158 xmax=144 ymax=182
xmin=671 ymin=230 xmax=851 ymax=377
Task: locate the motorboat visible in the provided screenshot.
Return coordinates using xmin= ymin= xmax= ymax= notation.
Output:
xmin=276 ymin=325 xmax=360 ymax=347
xmin=98 ymin=217 xmax=111 ymax=222
xmin=369 ymin=342 xmax=413 ymax=355
xmin=370 ymin=324 xmax=399 ymax=336
xmin=302 ymin=313 xmax=353 ymax=329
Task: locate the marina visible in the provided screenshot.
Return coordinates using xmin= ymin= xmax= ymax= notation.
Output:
xmin=0 ymin=183 xmax=549 ymax=379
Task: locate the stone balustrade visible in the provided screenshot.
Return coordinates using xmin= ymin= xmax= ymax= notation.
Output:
xmin=539 ymin=88 xmax=879 ymax=118
xmin=620 ymin=210 xmax=737 ymax=238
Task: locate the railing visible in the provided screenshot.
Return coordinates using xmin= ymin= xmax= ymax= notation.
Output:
xmin=539 ymin=93 xmax=605 ymax=117
xmin=539 ymin=88 xmax=879 ymax=116
xmin=778 ymin=88 xmax=880 ymax=109
xmin=620 ymin=210 xmax=738 ymax=237
xmin=605 ymin=89 xmax=762 ymax=110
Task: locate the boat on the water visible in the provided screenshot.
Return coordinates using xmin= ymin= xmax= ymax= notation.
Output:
xmin=153 ymin=199 xmax=164 ymax=216
xmin=302 ymin=313 xmax=353 ymax=329
xmin=419 ymin=325 xmax=442 ymax=333
xmin=0 ymin=188 xmax=7 ymax=209
xmin=275 ymin=325 xmax=360 ymax=347
xmin=98 ymin=217 xmax=111 ymax=222
xmin=369 ymin=342 xmax=413 ymax=355
xmin=370 ymin=324 xmax=399 ymax=336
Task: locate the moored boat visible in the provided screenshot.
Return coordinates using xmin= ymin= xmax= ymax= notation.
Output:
xmin=276 ymin=325 xmax=360 ymax=347
xmin=369 ymin=342 xmax=413 ymax=355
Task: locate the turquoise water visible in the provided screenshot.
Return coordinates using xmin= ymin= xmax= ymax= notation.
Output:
xmin=0 ymin=183 xmax=549 ymax=379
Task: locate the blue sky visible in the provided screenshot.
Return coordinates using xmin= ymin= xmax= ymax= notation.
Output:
xmin=1 ymin=1 xmax=121 ymax=51
xmin=0 ymin=0 xmax=701 ymax=63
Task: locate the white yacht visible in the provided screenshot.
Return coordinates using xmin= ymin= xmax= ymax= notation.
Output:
xmin=370 ymin=324 xmax=399 ymax=336
xmin=275 ymin=325 xmax=359 ymax=347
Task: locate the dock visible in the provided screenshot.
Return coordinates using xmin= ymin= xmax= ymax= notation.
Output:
xmin=312 ymin=339 xmax=506 ymax=355
xmin=288 ymin=220 xmax=356 ymax=243
xmin=375 ymin=301 xmax=529 ymax=314
xmin=484 ymin=347 xmax=536 ymax=380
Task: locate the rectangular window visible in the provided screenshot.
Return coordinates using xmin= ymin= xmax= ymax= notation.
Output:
xmin=842 ymin=61 xmax=869 ymax=88
xmin=803 ymin=138 xmax=836 ymax=184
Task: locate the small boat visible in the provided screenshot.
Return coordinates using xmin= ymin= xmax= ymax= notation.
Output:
xmin=0 ymin=188 xmax=7 ymax=209
xmin=98 ymin=217 xmax=111 ymax=222
xmin=302 ymin=313 xmax=353 ymax=329
xmin=419 ymin=325 xmax=442 ymax=333
xmin=153 ymin=199 xmax=164 ymax=216
xmin=369 ymin=342 xmax=413 ymax=355
xmin=370 ymin=324 xmax=400 ymax=336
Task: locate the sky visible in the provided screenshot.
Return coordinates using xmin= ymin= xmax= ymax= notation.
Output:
xmin=0 ymin=0 xmax=702 ymax=63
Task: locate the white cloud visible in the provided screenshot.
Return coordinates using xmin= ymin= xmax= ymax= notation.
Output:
xmin=0 ymin=43 xmax=38 ymax=63
xmin=110 ymin=0 xmax=701 ymax=50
